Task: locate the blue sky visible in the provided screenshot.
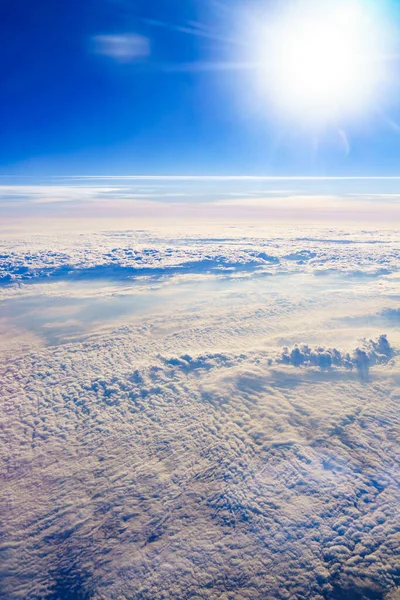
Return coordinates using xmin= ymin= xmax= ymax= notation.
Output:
xmin=2 ymin=0 xmax=400 ymax=177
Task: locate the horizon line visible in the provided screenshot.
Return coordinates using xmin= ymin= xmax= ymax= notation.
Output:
xmin=52 ymin=175 xmax=400 ymax=181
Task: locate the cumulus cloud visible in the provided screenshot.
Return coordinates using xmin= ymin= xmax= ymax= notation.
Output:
xmin=92 ymin=33 xmax=150 ymax=62
xmin=279 ymin=335 xmax=396 ymax=378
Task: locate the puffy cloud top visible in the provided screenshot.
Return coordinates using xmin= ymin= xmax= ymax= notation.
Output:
xmin=279 ymin=335 xmax=395 ymax=377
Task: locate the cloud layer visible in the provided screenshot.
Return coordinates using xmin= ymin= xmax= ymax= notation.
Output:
xmin=1 ymin=331 xmax=399 ymax=599
xmin=0 ymin=223 xmax=399 ymax=599
xmin=1 ymin=226 xmax=399 ymax=286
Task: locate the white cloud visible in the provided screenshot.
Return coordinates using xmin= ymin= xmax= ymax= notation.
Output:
xmin=92 ymin=33 xmax=150 ymax=62
xmin=0 ymin=330 xmax=399 ymax=599
xmin=0 ymin=222 xmax=399 ymax=599
xmin=1 ymin=225 xmax=399 ymax=287
xmin=0 ymin=185 xmax=123 ymax=203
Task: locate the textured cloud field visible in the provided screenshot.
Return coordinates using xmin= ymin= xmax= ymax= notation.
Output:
xmin=0 ymin=216 xmax=399 ymax=599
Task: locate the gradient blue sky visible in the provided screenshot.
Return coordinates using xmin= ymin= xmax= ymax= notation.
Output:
xmin=2 ymin=0 xmax=400 ymax=177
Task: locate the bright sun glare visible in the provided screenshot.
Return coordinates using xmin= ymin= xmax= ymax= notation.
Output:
xmin=262 ymin=0 xmax=393 ymax=122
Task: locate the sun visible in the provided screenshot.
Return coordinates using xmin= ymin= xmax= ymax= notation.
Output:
xmin=260 ymin=0 xmax=393 ymax=123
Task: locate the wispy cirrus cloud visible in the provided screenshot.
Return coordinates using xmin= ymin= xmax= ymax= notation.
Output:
xmin=0 ymin=185 xmax=123 ymax=203
xmin=91 ymin=33 xmax=150 ymax=62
